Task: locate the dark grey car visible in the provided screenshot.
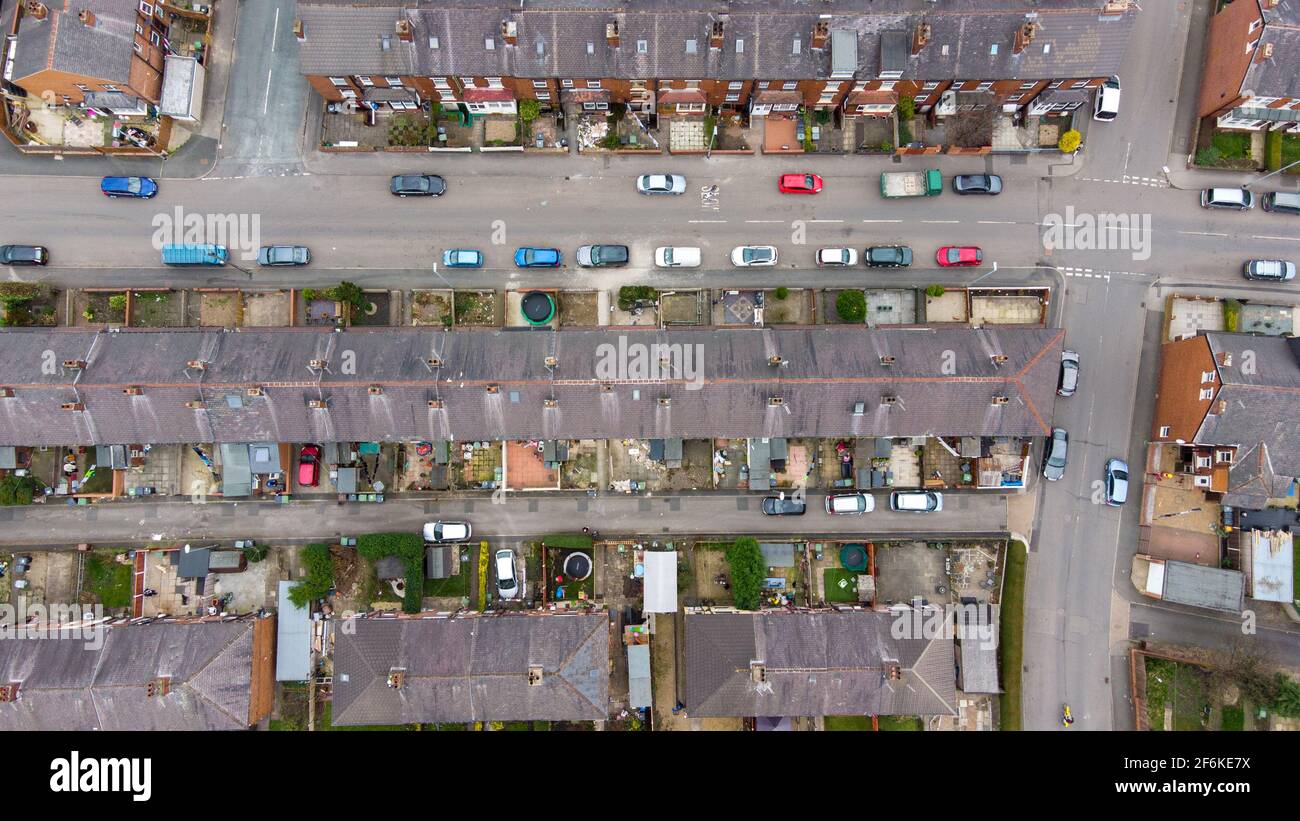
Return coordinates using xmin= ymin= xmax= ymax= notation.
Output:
xmin=257 ymin=245 xmax=311 ymax=266
xmin=390 ymin=174 xmax=446 ymax=197
xmin=952 ymin=174 xmax=1003 ymax=195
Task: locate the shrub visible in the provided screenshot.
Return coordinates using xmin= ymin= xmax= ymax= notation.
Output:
xmin=82 ymin=308 xmax=96 ymax=322
xmin=325 ymin=281 xmax=368 ymax=312
xmin=1058 ymin=129 xmax=1082 ymax=154
xmin=601 ymin=132 xmax=622 ymax=150
xmin=1224 ymin=299 xmax=1242 ymax=332
xmin=243 ymin=543 xmax=268 ymax=563
xmin=288 ymin=543 xmax=334 ymax=607
xmin=301 ymin=288 xmax=318 ymax=302
xmin=925 ymin=284 xmax=946 ymax=298
xmin=108 ymin=294 xmax=127 ymax=313
xmin=1266 ymin=130 xmax=1283 ymax=171
xmin=1195 ymin=146 xmax=1222 ymax=167
xmin=880 ymin=139 xmax=893 ymax=152
xmin=519 ymin=99 xmax=541 ymax=124
xmin=429 ymin=102 xmax=442 ymax=123
xmin=725 ymin=537 xmax=765 ymax=610
xmin=357 ymin=533 xmax=426 ymax=613
xmin=898 ymin=96 xmax=916 ymax=122
xmin=835 ymin=289 xmax=867 ymax=323
xmin=816 ymin=108 xmax=831 ymax=125
xmin=0 ymin=475 xmax=40 ymax=505
xmin=541 ymin=534 xmax=594 ymax=550
xmin=617 ymin=285 xmax=658 ymax=311
xmin=897 ymin=121 xmax=912 ymax=146
xmin=610 ymin=102 xmax=627 ymax=122
xmin=774 ymin=287 xmax=790 ymax=301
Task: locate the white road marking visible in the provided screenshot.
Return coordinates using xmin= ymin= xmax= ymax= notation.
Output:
xmin=807 ymin=219 xmax=843 ymax=223
xmin=922 ymin=219 xmax=959 ymax=224
xmin=262 ymin=67 xmax=273 ymax=115
xmin=1251 ymin=235 xmax=1300 ymax=242
xmin=689 ymin=220 xmax=727 ymax=224
xmin=745 ymin=219 xmax=784 ymax=224
xmin=1177 ymin=230 xmax=1228 ymax=237
xmin=978 ymin=220 xmax=1016 ymax=225
xmin=271 ymin=8 xmax=280 ymax=52
xmin=862 ymin=219 xmax=902 ymax=223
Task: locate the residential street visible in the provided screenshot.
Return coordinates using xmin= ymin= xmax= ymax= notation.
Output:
xmin=0 ymin=0 xmax=1295 ymax=737
xmin=0 ymin=490 xmax=1007 ymax=547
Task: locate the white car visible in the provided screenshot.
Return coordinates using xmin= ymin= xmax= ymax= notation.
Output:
xmin=731 ymin=245 xmax=778 ymax=267
xmin=655 ymin=246 xmax=702 ymax=268
xmin=1093 ymin=76 xmax=1120 ymax=122
xmin=825 ymin=492 xmax=874 ymax=515
xmin=636 ymin=174 xmax=687 ymax=195
xmin=816 ymin=247 xmax=857 ymax=267
xmin=495 ymin=548 xmax=519 ymax=600
xmin=422 ymin=521 xmax=472 ymax=543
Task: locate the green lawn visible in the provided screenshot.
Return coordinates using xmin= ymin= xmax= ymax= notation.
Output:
xmin=1221 ymin=704 xmax=1245 ymax=731
xmin=825 ymin=715 xmax=872 ymax=731
xmin=424 ymin=571 xmax=469 ymax=599
xmin=84 ymin=551 xmax=132 ymax=609
xmin=823 ymin=568 xmax=861 ymax=603
xmin=877 ymin=715 xmax=923 ymax=731
xmin=998 ymin=540 xmax=1027 ymax=731
xmin=1282 ymin=134 xmax=1300 ymax=172
xmin=1144 ymin=657 xmax=1212 ymax=731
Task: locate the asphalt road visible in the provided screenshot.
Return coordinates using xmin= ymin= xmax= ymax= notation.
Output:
xmin=0 ymin=490 xmax=1006 ymax=547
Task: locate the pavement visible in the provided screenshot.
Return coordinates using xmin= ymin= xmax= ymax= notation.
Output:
xmin=0 ymin=490 xmax=1007 ymax=547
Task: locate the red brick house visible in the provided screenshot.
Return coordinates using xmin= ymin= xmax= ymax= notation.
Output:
xmin=1197 ymin=0 xmax=1300 ymax=133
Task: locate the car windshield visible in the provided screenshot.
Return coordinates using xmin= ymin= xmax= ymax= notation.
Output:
xmin=1113 ymin=469 xmax=1128 ymax=482
xmin=746 ymin=248 xmax=770 ymax=263
xmin=126 ymin=178 xmax=142 ymax=193
xmin=803 ymin=175 xmax=815 ymax=188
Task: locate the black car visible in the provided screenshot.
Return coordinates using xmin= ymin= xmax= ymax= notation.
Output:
xmin=761 ymin=494 xmax=807 ymax=516
xmin=952 ymin=174 xmax=1003 ymax=195
xmin=0 ymin=245 xmax=48 ymax=266
xmin=865 ymin=245 xmax=913 ymax=267
xmin=390 ymin=174 xmax=446 ymax=197
xmin=576 ymin=244 xmax=630 ymax=267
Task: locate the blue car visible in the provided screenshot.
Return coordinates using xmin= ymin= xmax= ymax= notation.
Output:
xmin=442 ymin=249 xmax=484 ymax=268
xmin=101 ymin=176 xmax=158 ymax=199
xmin=513 ymin=247 xmax=561 ymax=268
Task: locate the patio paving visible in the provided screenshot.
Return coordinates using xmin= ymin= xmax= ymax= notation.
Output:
xmin=866 ymin=289 xmax=917 ymax=325
xmin=1167 ymin=297 xmax=1224 ymax=341
xmin=669 ymin=118 xmax=706 ymax=150
xmin=970 ymin=296 xmax=1042 ymax=325
xmin=890 ymin=443 xmax=921 ymax=488
xmin=762 ymin=117 xmax=798 ymax=152
xmin=506 ymin=441 xmax=559 ymax=490
xmin=1239 ymin=303 xmax=1294 ymax=336
xmin=925 ymin=290 xmax=968 ymax=323
xmin=719 ymin=290 xmax=761 ymax=325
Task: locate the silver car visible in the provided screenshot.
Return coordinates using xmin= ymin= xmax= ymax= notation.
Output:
xmin=1058 ymin=350 xmax=1080 ymax=397
xmin=636 ymin=174 xmax=687 ymax=195
xmin=1243 ymin=259 xmax=1296 ymax=282
xmin=1042 ymin=428 xmax=1068 ymax=482
xmin=1104 ymin=459 xmax=1129 ymax=506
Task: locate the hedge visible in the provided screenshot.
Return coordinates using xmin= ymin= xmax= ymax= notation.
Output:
xmin=358 ymin=533 xmax=426 ymax=613
xmin=288 ymin=543 xmax=334 ymax=607
xmin=835 ymin=289 xmax=867 ymax=323
xmin=1266 ymin=130 xmax=1283 ymax=172
xmin=726 ymin=537 xmax=765 ymax=611
xmin=617 ymin=285 xmax=658 ymax=311
xmin=541 ymin=534 xmax=594 ymax=550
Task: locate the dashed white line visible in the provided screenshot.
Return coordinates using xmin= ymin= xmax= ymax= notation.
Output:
xmin=1251 ymin=235 xmax=1300 ymax=242
xmin=978 ymin=220 xmax=1016 ymax=225
xmin=689 ymin=219 xmax=727 ymax=224
xmin=1177 ymin=230 xmax=1229 ymax=237
xmin=807 ymin=219 xmax=844 ymax=223
xmin=862 ymin=219 xmax=902 ymax=223
xmin=922 ymin=219 xmax=959 ymax=224
xmin=745 ymin=219 xmax=784 ymax=224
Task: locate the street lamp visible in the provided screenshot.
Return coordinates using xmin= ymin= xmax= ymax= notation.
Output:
xmin=966 ymin=260 xmax=999 ymax=287
xmin=430 ymin=262 xmax=454 ymax=290
xmin=1245 ymin=157 xmax=1300 ymax=188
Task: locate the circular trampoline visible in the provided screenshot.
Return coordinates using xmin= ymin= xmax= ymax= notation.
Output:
xmin=839 ymin=543 xmax=868 ymax=572
xmin=563 ymin=551 xmax=593 ymax=581
xmin=521 ymin=291 xmax=556 ymax=326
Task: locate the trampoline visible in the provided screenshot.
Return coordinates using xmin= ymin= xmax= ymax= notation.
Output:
xmin=521 ymin=291 xmax=556 ymax=326
xmin=839 ymin=543 xmax=868 ymax=572
xmin=563 ymin=551 xmax=593 ymax=581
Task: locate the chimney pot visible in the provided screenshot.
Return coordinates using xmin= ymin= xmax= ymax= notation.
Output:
xmin=606 ymin=21 xmax=620 ymax=48
xmin=293 ymin=19 xmax=305 ymax=41
xmin=911 ymin=22 xmax=931 ymax=56
xmin=1013 ymin=22 xmax=1038 ymax=55
xmin=78 ymin=9 xmax=96 ymax=27
xmin=395 ymin=19 xmax=413 ymax=42
xmin=710 ymin=20 xmax=725 ymax=50
xmin=501 ymin=20 xmax=518 ymax=46
xmin=811 ymin=19 xmax=829 ymax=50
xmin=25 ymin=2 xmax=48 ymax=22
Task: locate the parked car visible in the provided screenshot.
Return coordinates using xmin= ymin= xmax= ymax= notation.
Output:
xmin=422 ymin=521 xmax=473 ymax=543
xmin=654 ymin=246 xmax=702 ymax=268
xmin=936 ymin=246 xmax=982 ymax=267
xmin=1243 ymin=259 xmax=1296 ymax=282
xmin=1200 ymin=187 xmax=1253 ymax=210
xmin=1104 ymin=459 xmax=1129 ymax=506
xmin=761 ymin=492 xmax=806 ymax=516
xmin=297 ymin=444 xmax=321 ymax=487
xmin=442 ymin=249 xmax=484 ymax=268
xmin=390 ymin=174 xmax=446 ymax=197
xmin=1058 ymin=349 xmax=1080 ymax=397
xmin=952 ymin=174 xmax=1003 ymax=195
xmin=825 ymin=492 xmax=874 ymax=515
xmin=816 ymin=247 xmax=858 ymax=267
xmin=637 ymin=174 xmax=687 ymax=195
xmin=778 ymin=173 xmax=823 ymax=194
xmin=1093 ymin=76 xmax=1121 ymax=122
xmin=1042 ymin=428 xmax=1069 ymax=482
xmin=889 ymin=490 xmax=943 ymax=512
xmin=100 ymin=176 xmax=158 ymax=198
xmin=731 ymin=245 xmax=778 ymax=267
xmin=1262 ymin=191 xmax=1300 ymax=215
xmin=495 ymin=548 xmax=519 ymax=600
xmin=865 ymin=245 xmax=913 ymax=268
xmin=514 ymin=247 xmax=562 ymax=267
xmin=257 ymin=245 xmax=310 ymax=266
xmin=576 ymin=244 xmax=630 ymax=267
xmin=0 ymin=245 xmax=47 ymax=266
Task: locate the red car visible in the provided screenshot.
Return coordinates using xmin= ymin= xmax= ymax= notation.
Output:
xmin=778 ymin=173 xmax=823 ymax=194
xmin=297 ymin=444 xmax=321 ymax=487
xmin=936 ymin=246 xmax=983 ymax=267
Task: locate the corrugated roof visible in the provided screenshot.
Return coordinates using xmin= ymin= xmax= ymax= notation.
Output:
xmin=276 ymin=581 xmax=312 ymax=681
xmin=685 ymin=609 xmax=957 ymax=717
xmin=332 ymin=613 xmax=608 ymax=724
xmin=643 ymin=550 xmax=677 ymax=613
xmin=0 ymin=326 xmax=1063 ymax=446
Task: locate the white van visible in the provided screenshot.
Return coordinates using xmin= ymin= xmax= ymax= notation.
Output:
xmin=655 ymin=246 xmax=702 ymax=268
xmin=1093 ymin=76 xmax=1120 ymax=121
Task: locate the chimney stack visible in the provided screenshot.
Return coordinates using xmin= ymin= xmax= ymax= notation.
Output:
xmin=395 ymin=19 xmax=413 ymax=43
xmin=811 ymin=19 xmax=830 ymax=51
xmin=501 ymin=20 xmax=517 ymax=46
xmin=1013 ymin=22 xmax=1038 ymax=54
xmin=606 ymin=21 xmax=620 ymax=48
xmin=26 ymin=2 xmax=48 ymax=22
xmin=710 ymin=19 xmax=724 ymax=51
xmin=78 ymin=9 xmax=96 ymax=27
xmin=911 ymin=22 xmax=931 ymax=56
xmin=293 ymin=19 xmax=305 ymax=41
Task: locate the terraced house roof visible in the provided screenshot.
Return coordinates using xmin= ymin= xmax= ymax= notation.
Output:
xmin=10 ymin=0 xmax=145 ymax=86
xmin=0 ymin=326 xmax=1064 ymax=445
xmin=685 ymin=610 xmax=959 ymax=717
xmin=331 ymin=614 xmax=609 ymax=724
xmin=0 ymin=619 xmax=276 ymax=731
xmin=295 ymin=0 xmax=1135 ymax=81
